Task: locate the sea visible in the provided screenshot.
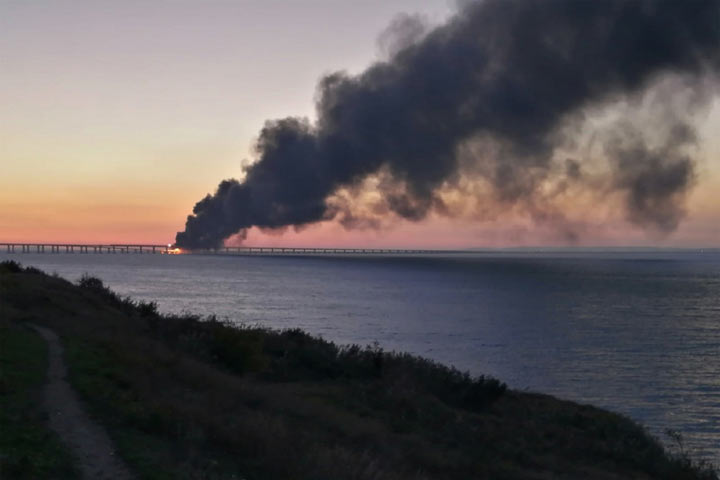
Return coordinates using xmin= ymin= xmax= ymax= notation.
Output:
xmin=3 ymin=249 xmax=719 ymax=462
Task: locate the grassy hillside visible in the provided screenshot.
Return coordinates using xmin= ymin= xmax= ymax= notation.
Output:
xmin=0 ymin=260 xmax=715 ymax=479
xmin=0 ymin=319 xmax=78 ymax=479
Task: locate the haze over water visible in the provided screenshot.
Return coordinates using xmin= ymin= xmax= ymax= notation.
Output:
xmin=3 ymin=249 xmax=719 ymax=461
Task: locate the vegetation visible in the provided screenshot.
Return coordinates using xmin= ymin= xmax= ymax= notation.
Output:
xmin=0 ymin=314 xmax=78 ymax=478
xmin=0 ymin=259 xmax=716 ymax=479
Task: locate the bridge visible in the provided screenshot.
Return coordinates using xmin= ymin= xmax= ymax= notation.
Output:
xmin=1 ymin=243 xmax=171 ymax=254
xmin=0 ymin=243 xmax=458 ymax=256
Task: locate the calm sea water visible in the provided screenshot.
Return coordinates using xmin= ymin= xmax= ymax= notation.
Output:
xmin=3 ymin=249 xmax=719 ymax=461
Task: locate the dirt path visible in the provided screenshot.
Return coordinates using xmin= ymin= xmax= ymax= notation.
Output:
xmin=30 ymin=324 xmax=135 ymax=480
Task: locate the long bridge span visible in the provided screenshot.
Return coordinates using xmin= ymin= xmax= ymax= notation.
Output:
xmin=0 ymin=243 xmax=463 ymax=256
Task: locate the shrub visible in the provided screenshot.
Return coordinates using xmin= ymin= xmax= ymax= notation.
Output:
xmin=207 ymin=320 xmax=267 ymax=374
xmin=78 ymin=274 xmax=106 ymax=291
xmin=137 ymin=301 xmax=159 ymax=318
xmin=23 ymin=266 xmax=44 ymax=275
xmin=0 ymin=260 xmax=22 ymax=274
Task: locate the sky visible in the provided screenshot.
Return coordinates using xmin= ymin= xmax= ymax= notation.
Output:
xmin=1 ymin=0 xmax=719 ymax=248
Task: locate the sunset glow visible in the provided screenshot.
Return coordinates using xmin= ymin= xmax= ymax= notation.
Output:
xmin=1 ymin=1 xmax=719 ymax=248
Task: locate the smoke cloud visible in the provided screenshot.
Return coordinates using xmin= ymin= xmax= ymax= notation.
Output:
xmin=176 ymin=0 xmax=720 ymax=249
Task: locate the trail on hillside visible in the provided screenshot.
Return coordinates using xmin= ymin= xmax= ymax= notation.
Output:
xmin=30 ymin=324 xmax=135 ymax=480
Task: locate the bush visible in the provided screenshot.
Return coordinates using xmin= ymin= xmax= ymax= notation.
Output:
xmin=78 ymin=274 xmax=106 ymax=291
xmin=0 ymin=260 xmax=23 ymax=274
xmin=140 ymin=313 xmax=507 ymax=411
xmin=137 ymin=301 xmax=158 ymax=318
xmin=207 ymin=320 xmax=267 ymax=374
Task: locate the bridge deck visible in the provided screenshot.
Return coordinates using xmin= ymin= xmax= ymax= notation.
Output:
xmin=0 ymin=243 xmax=463 ymax=256
xmin=1 ymin=243 xmax=169 ymax=254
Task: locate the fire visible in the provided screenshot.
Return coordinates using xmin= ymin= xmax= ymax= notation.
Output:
xmin=163 ymin=244 xmax=184 ymax=255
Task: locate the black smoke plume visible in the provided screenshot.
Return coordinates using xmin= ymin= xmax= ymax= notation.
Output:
xmin=176 ymin=0 xmax=720 ymax=249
